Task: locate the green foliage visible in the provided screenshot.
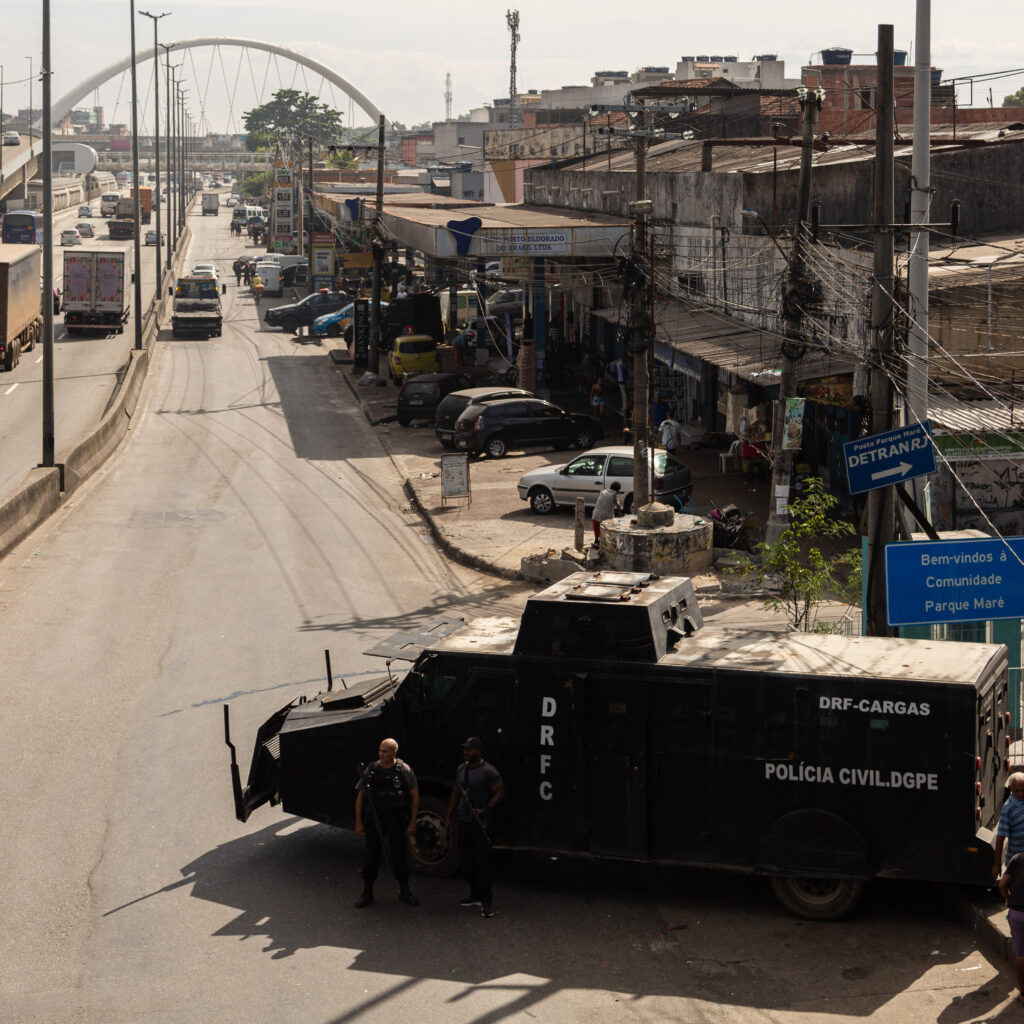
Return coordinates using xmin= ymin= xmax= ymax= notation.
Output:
xmin=243 ymin=89 xmax=346 ymax=151
xmin=1003 ymin=87 xmax=1024 ymax=107
xmin=242 ymin=169 xmax=272 ymax=198
xmin=735 ymin=478 xmax=862 ymax=632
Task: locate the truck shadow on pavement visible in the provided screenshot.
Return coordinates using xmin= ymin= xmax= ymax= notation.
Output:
xmin=141 ymin=817 xmax=1013 ymax=1020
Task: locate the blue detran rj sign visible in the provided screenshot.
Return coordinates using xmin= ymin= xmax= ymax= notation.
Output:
xmin=885 ymin=537 xmax=1024 ymax=626
xmin=844 ymin=421 xmax=935 ymax=495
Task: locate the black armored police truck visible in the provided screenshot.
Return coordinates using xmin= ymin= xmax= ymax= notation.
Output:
xmin=225 ymin=571 xmax=1009 ymax=919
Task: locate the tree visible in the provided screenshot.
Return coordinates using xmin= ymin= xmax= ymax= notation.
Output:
xmin=242 ymin=169 xmax=272 ymax=198
xmin=1003 ymin=87 xmax=1024 ymax=107
xmin=243 ymin=89 xmax=346 ymax=151
xmin=734 ymin=477 xmax=862 ymax=632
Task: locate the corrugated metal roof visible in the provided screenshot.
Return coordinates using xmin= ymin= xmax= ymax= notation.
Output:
xmin=927 ymin=395 xmax=1024 ymax=433
xmin=594 ymin=297 xmax=855 ymax=383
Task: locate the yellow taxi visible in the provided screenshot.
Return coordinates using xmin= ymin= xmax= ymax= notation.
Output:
xmin=387 ymin=334 xmax=440 ymax=382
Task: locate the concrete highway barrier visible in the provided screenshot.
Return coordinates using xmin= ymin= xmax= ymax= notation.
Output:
xmin=0 ymin=216 xmax=194 ymax=558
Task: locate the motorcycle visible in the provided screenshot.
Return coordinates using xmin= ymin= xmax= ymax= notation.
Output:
xmin=708 ymin=501 xmax=752 ymax=551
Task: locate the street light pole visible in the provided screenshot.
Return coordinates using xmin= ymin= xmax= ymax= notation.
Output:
xmin=41 ymin=1 xmax=54 ymax=466
xmin=26 ymin=57 xmax=32 ymax=138
xmin=128 ymin=0 xmax=144 ymax=351
xmin=140 ymin=11 xmax=169 ymax=292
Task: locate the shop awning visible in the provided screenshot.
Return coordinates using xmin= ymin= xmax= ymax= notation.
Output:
xmin=593 ymin=297 xmax=856 ymax=384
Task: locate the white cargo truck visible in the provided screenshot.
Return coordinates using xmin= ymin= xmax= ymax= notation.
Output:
xmin=63 ymin=250 xmax=130 ymax=335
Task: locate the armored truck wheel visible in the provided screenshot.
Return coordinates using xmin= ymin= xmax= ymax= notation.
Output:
xmin=769 ymin=876 xmax=863 ymax=921
xmin=408 ymin=795 xmax=459 ymax=877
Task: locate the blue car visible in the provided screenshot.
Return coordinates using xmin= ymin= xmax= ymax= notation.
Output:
xmin=312 ymin=300 xmax=388 ymax=338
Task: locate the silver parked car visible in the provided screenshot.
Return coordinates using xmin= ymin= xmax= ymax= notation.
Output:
xmin=517 ymin=445 xmax=693 ymax=515
xmin=486 ymin=288 xmax=524 ymax=318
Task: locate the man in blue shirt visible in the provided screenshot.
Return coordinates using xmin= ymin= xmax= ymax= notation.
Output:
xmin=995 ymin=773 xmax=1024 ymax=878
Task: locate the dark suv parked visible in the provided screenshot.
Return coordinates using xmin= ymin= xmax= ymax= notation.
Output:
xmin=454 ymin=398 xmax=603 ymax=458
xmin=264 ymin=289 xmax=349 ymax=333
xmin=396 ymin=373 xmax=474 ymax=426
xmin=434 ymin=386 xmax=534 ymax=447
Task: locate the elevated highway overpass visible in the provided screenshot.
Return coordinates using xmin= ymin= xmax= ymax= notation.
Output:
xmin=0 ymin=134 xmax=41 ymax=204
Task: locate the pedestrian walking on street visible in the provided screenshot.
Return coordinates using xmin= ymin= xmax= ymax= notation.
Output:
xmin=995 ymin=773 xmax=1024 ymax=877
xmin=242 ymin=261 xmax=253 ymax=287
xmin=589 ymin=378 xmax=606 ymax=424
xmin=998 ymin=850 xmax=1024 ymax=1004
xmin=591 ymin=480 xmax=622 ymax=545
xmin=658 ymin=410 xmax=682 ymax=455
xmin=445 ymin=737 xmax=503 ymax=919
xmin=233 ymin=259 xmax=243 ymax=286
xmin=354 ymin=739 xmax=420 ymax=908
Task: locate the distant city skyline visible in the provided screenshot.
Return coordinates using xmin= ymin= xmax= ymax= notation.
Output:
xmin=3 ymin=1 xmax=1023 ymax=131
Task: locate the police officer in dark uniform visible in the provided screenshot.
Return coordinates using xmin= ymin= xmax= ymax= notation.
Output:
xmin=445 ymin=737 xmax=504 ymax=918
xmin=354 ymin=738 xmax=420 ymax=908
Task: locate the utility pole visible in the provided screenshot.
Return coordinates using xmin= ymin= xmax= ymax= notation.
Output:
xmin=907 ymin=0 xmax=931 ymax=441
xmin=866 ymin=24 xmax=897 ymax=637
xmin=140 ymin=11 xmax=169 ymax=292
xmin=307 ymin=133 xmax=314 ymax=291
xmin=129 ymin=0 xmax=144 ymax=351
xmin=765 ymin=83 xmax=822 ymax=545
xmin=40 ymin=1 xmax=54 ymax=467
xmin=629 ymin=102 xmax=651 ymax=509
xmin=368 ymin=114 xmax=386 ymax=375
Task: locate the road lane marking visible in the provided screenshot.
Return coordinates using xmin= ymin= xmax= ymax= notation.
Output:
xmin=4 ymin=383 xmax=18 ymax=395
xmin=35 ymin=356 xmax=42 ymax=364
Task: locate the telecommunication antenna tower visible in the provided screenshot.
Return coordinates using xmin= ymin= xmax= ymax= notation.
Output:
xmin=506 ymin=9 xmax=520 ymax=129
xmin=445 ymin=71 xmax=452 ymax=121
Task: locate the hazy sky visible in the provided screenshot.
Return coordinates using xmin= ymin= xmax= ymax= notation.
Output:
xmin=4 ymin=0 xmax=1022 ymax=132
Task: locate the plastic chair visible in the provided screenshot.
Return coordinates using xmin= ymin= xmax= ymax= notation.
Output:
xmin=719 ymin=438 xmax=742 ymax=473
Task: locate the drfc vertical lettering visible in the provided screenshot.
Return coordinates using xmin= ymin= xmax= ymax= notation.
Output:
xmin=539 ymin=695 xmax=556 ymax=800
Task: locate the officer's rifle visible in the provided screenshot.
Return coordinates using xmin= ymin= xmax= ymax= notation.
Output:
xmin=458 ymin=763 xmax=493 ymax=847
xmin=357 ymin=761 xmax=392 ymax=869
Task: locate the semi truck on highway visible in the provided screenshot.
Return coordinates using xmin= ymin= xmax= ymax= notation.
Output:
xmin=169 ymin=275 xmax=226 ymax=338
xmin=202 ymin=193 xmax=219 ymax=216
xmin=62 ymin=250 xmax=130 ymax=335
xmin=225 ymin=570 xmax=1011 ymax=920
xmin=132 ymin=187 xmax=153 ymax=224
xmin=0 ymin=244 xmax=42 ymax=370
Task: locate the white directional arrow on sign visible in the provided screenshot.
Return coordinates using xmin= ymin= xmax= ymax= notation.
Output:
xmin=871 ymin=461 xmax=912 ymax=482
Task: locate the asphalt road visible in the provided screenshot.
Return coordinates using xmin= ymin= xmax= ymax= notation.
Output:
xmin=0 ymin=195 xmax=163 ymax=500
xmin=0 ymin=208 xmax=1017 ymax=1024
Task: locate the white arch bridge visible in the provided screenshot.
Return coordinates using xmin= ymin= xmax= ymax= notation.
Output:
xmin=50 ymin=37 xmax=384 ymax=134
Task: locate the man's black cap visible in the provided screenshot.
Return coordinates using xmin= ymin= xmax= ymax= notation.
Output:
xmin=461 ymin=736 xmax=483 ymax=750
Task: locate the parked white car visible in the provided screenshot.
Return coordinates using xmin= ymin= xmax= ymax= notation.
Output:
xmin=517 ymin=445 xmax=693 ymax=515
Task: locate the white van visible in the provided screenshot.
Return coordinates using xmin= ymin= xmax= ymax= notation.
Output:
xmin=439 ymin=289 xmax=481 ymax=332
xmin=254 ymin=260 xmax=283 ymax=296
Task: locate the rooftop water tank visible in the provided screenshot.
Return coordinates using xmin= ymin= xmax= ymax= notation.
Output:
xmin=931 ymin=68 xmax=943 ymax=86
xmin=821 ymin=47 xmax=853 ymax=66
xmin=893 ymin=49 xmax=908 ymax=66
xmin=680 ymin=55 xmax=695 ymax=61
xmin=710 ymin=55 xmax=723 ymax=62
xmin=754 ymin=54 xmax=778 ymax=62
xmin=696 ymin=55 xmax=709 ymax=62
xmin=724 ymin=56 xmax=738 ymax=62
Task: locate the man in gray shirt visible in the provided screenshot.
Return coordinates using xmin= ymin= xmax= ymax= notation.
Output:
xmin=592 ymin=480 xmax=622 ymax=545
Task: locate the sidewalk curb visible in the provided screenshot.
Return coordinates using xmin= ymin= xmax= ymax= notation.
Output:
xmin=338 ymin=365 xmax=522 ymax=581
xmin=936 ymin=884 xmax=1014 ymax=969
xmin=401 ymin=478 xmax=522 ymax=582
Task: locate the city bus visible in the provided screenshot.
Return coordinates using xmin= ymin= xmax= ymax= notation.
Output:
xmin=1 ymin=210 xmax=44 ymax=244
